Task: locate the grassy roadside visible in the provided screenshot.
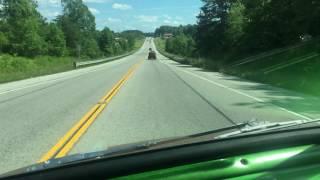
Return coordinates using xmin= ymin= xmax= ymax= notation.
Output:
xmin=0 ymin=38 xmax=146 ymax=84
xmin=134 ymin=38 xmax=145 ymax=50
xmin=0 ymin=55 xmax=74 ymax=83
xmin=75 ymin=38 xmax=146 ymax=68
xmin=155 ymin=37 xmax=320 ymax=96
xmin=226 ymin=39 xmax=320 ymax=96
xmin=154 ymin=38 xmax=206 ymax=68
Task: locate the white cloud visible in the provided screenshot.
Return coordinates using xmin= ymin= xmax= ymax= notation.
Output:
xmin=135 ymin=15 xmax=158 ymax=23
xmin=89 ymin=7 xmax=100 ymax=14
xmin=162 ymin=19 xmax=184 ymax=26
xmin=162 ymin=14 xmax=172 ymax=20
xmin=107 ymin=17 xmax=121 ymax=23
xmin=173 ymin=21 xmax=182 ymax=25
xmin=175 ymin=16 xmax=183 ymax=20
xmin=124 ymin=25 xmax=138 ymax=30
xmin=112 ymin=3 xmax=132 ymax=10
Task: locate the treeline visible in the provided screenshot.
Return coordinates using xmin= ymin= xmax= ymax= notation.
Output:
xmin=155 ymin=25 xmax=197 ymax=57
xmin=0 ymin=0 xmax=144 ymax=59
xmin=156 ymin=0 xmax=320 ymax=63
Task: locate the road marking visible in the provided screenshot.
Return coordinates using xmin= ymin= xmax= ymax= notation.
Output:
xmin=160 ymin=60 xmax=312 ymax=121
xmin=39 ymin=61 xmax=142 ymax=162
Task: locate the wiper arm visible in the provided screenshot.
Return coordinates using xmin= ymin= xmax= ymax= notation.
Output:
xmin=48 ymin=123 xmax=249 ymax=165
xmin=59 ymin=119 xmax=314 ymax=163
xmin=216 ymin=119 xmax=320 ymax=139
xmin=29 ymin=119 xmax=319 ymax=170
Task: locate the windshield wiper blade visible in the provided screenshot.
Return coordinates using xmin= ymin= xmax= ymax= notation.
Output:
xmin=40 ymin=123 xmax=249 ymax=165
xmin=216 ymin=119 xmax=320 ymax=139
xmin=19 ymin=119 xmax=320 ymax=173
xmin=48 ymin=119 xmax=317 ymax=164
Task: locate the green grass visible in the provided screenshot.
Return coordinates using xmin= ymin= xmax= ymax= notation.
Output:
xmin=226 ymin=39 xmax=320 ymax=96
xmin=134 ymin=38 xmax=145 ymax=50
xmin=251 ymin=55 xmax=320 ymax=95
xmin=154 ymin=38 xmax=205 ymax=68
xmin=154 ymin=38 xmax=166 ymax=52
xmin=230 ymin=40 xmax=320 ymax=72
xmin=155 ymin=37 xmax=320 ymax=96
xmin=0 ymin=38 xmax=146 ymax=84
xmin=0 ymin=55 xmax=74 ymax=83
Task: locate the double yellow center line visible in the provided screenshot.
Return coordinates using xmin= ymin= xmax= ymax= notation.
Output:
xmin=39 ymin=61 xmax=143 ymax=162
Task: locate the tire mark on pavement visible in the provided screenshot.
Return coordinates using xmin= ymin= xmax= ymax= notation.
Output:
xmin=159 ymin=61 xmax=237 ymax=125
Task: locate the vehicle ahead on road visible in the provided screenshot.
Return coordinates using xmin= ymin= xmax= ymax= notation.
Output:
xmin=148 ymin=48 xmax=157 ymax=60
xmin=3 ymin=119 xmax=320 ymax=180
xmin=1 ymin=0 xmax=320 ymax=179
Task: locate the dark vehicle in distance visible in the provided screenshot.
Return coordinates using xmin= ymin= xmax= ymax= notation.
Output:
xmin=148 ymin=48 xmax=157 ymax=60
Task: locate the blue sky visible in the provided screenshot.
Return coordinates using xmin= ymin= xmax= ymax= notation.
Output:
xmin=37 ymin=0 xmax=202 ymax=32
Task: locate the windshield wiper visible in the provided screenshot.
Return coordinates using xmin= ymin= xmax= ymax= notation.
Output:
xmin=6 ymin=118 xmax=320 ymax=177
xmin=33 ymin=123 xmax=249 ymax=167
xmin=216 ymin=118 xmax=320 ymax=139
xmin=42 ymin=119 xmax=320 ymax=164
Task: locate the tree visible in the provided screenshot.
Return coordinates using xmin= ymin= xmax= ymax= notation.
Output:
xmin=118 ymin=38 xmax=129 ymax=52
xmin=82 ymin=37 xmax=101 ymax=58
xmin=98 ymin=27 xmax=114 ymax=56
xmin=1 ymin=0 xmax=47 ymax=57
xmin=196 ymin=0 xmax=231 ymax=56
xmin=291 ymin=0 xmax=320 ymax=37
xmin=164 ymin=31 xmax=196 ymax=57
xmin=0 ymin=3 xmax=8 ymax=53
xmin=45 ymin=23 xmax=66 ymax=56
xmin=58 ymin=0 xmax=100 ymax=58
xmin=112 ymin=41 xmax=122 ymax=55
xmin=120 ymin=30 xmax=144 ymax=50
xmin=238 ymin=0 xmax=301 ymax=53
xmin=226 ymin=0 xmax=245 ymax=47
xmin=0 ymin=0 xmax=144 ymax=59
xmin=0 ymin=32 xmax=8 ymax=53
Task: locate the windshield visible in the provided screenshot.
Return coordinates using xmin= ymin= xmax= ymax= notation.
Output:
xmin=0 ymin=0 xmax=319 ymax=175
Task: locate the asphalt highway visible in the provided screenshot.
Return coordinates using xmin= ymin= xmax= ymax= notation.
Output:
xmin=1 ymin=38 xmax=319 ymax=174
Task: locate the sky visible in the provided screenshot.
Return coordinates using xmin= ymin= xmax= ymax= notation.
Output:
xmin=37 ymin=0 xmax=203 ymax=32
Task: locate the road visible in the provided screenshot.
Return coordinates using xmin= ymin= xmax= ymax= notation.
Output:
xmin=1 ymin=38 xmax=320 ymax=174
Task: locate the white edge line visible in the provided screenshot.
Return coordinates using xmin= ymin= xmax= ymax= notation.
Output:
xmin=160 ymin=59 xmax=312 ymax=121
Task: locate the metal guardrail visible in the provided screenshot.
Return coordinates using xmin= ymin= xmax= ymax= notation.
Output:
xmin=74 ymin=51 xmax=135 ymax=68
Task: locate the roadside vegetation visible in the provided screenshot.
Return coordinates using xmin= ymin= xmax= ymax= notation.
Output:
xmin=154 ymin=0 xmax=320 ymax=96
xmin=0 ymin=55 xmax=73 ymax=83
xmin=0 ymin=0 xmax=145 ymax=83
